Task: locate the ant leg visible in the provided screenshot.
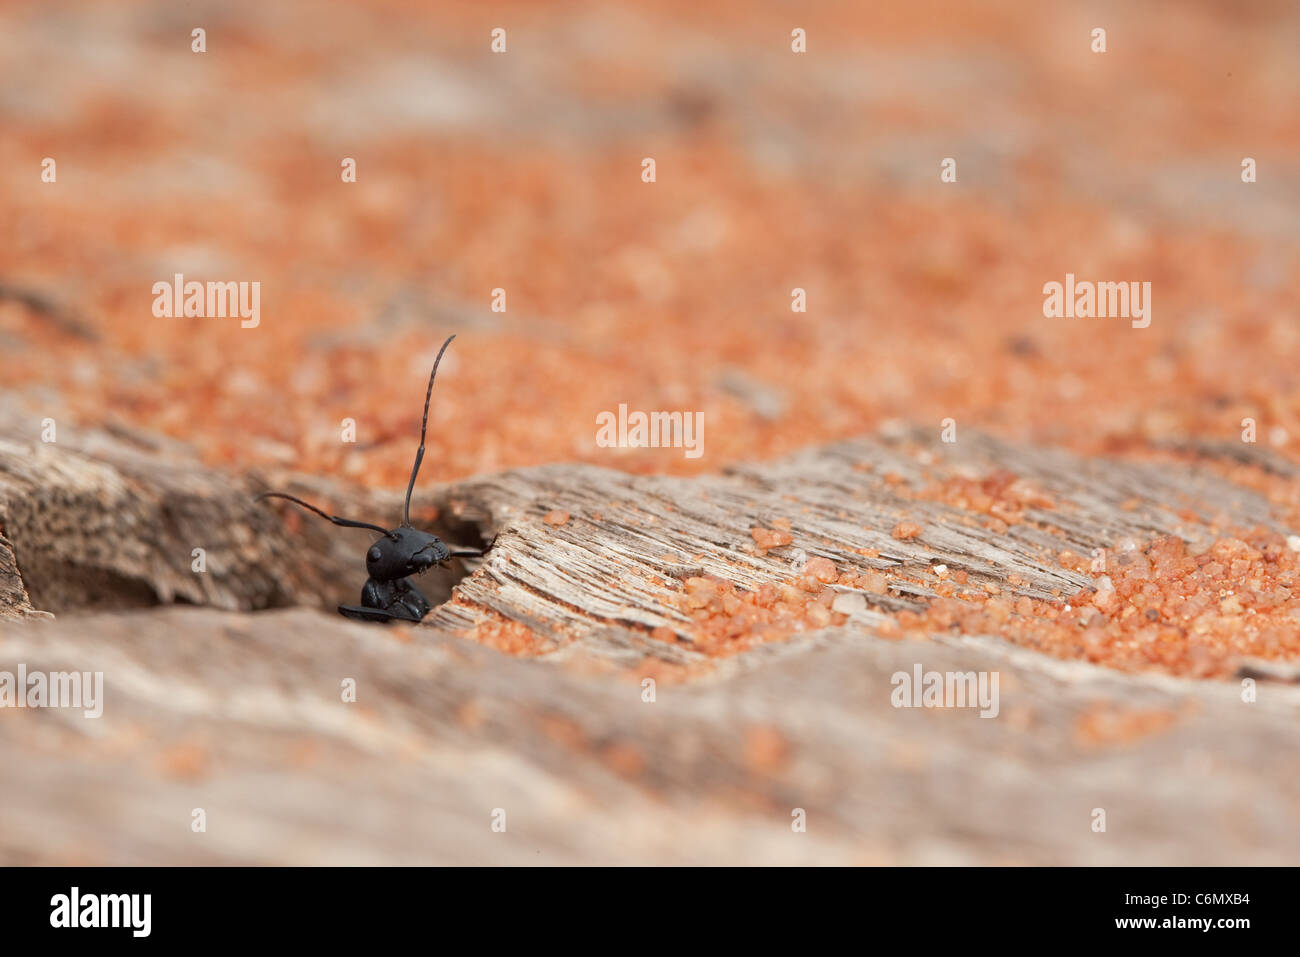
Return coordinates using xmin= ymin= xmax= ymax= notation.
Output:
xmin=360 ymin=578 xmax=390 ymax=609
xmin=394 ymin=578 xmax=432 ymax=620
xmin=339 ymin=578 xmax=423 ymax=623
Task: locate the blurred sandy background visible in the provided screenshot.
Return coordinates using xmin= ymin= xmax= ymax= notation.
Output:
xmin=2 ymin=0 xmax=1298 ymax=481
xmin=4 ymin=0 xmax=1300 ymax=868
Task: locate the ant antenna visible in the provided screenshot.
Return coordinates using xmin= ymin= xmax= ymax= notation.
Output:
xmin=403 ymin=334 xmax=455 ymax=527
xmin=255 ymin=492 xmax=391 ymax=536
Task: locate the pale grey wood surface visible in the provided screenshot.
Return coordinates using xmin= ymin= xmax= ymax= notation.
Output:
xmin=1 ymin=405 xmax=1296 ymax=864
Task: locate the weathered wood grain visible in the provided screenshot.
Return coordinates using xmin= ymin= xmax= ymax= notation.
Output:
xmin=0 ymin=527 xmax=37 ymax=621
xmin=1 ymin=605 xmax=1296 ymax=865
xmin=428 ymin=429 xmax=1293 ymax=663
xmin=2 ymin=403 xmax=1298 ymax=864
xmin=0 ymin=405 xmax=477 ymax=617
xmin=6 ymin=411 xmax=1291 ymax=662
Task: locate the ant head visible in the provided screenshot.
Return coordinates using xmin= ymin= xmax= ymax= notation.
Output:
xmin=366 ymin=526 xmax=449 ymax=580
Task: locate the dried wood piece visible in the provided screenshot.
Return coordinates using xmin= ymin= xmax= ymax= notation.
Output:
xmin=0 ymin=406 xmax=400 ymax=615
xmin=0 ymin=530 xmax=39 ymax=621
xmin=430 ymin=431 xmax=1292 ymax=663
xmin=2 ymin=413 xmax=1299 ymax=864
xmin=2 ymin=407 xmax=1293 ymax=672
xmin=1 ymin=605 xmax=1296 ymax=865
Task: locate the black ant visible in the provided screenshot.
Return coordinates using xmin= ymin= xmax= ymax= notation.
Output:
xmin=256 ymin=334 xmax=488 ymax=623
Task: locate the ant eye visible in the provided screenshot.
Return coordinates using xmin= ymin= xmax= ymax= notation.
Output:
xmin=368 ymin=546 xmax=382 ymax=562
